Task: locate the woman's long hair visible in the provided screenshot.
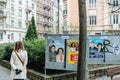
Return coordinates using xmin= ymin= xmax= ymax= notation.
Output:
xmin=14 ymin=41 xmax=25 ymax=52
xmin=57 ymin=48 xmax=64 ymax=55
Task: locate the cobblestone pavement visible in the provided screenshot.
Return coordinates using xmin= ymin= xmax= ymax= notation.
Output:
xmin=0 ymin=65 xmax=10 ymax=80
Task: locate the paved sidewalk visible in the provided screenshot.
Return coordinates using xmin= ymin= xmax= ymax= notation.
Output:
xmin=93 ymin=75 xmax=120 ymax=80
xmin=0 ymin=65 xmax=10 ymax=80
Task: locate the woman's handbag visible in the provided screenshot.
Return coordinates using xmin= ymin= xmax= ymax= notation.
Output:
xmin=15 ymin=69 xmax=22 ymax=75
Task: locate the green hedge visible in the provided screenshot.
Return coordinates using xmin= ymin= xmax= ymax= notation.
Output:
xmin=24 ymin=39 xmax=45 ymax=64
xmin=3 ymin=43 xmax=14 ymax=61
xmin=0 ymin=46 xmax=5 ymax=59
xmin=0 ymin=39 xmax=45 ymax=65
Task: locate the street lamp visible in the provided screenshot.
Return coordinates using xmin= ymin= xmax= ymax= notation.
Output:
xmin=57 ymin=0 xmax=60 ymax=34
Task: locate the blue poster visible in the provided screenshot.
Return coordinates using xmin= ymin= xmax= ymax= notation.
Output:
xmin=89 ymin=39 xmax=104 ymax=58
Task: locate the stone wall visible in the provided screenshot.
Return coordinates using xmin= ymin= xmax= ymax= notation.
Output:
xmin=0 ymin=59 xmax=77 ymax=80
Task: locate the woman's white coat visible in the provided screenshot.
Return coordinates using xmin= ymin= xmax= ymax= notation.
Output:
xmin=9 ymin=50 xmax=28 ymax=80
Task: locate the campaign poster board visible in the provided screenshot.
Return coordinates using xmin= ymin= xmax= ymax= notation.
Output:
xmin=67 ymin=40 xmax=79 ymax=64
xmin=45 ymin=35 xmax=120 ymax=70
xmin=89 ymin=38 xmax=104 ymax=58
xmin=88 ymin=35 xmax=120 ymax=64
xmin=45 ymin=34 xmax=79 ymax=71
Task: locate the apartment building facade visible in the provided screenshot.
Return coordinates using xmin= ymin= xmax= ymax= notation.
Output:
xmin=34 ymin=0 xmax=54 ymax=38
xmin=62 ymin=0 xmax=79 ymax=34
xmin=0 ymin=0 xmax=36 ymax=44
xmin=87 ymin=0 xmax=119 ymax=35
xmin=104 ymin=0 xmax=120 ymax=35
xmin=87 ymin=0 xmax=120 ymax=35
xmin=53 ymin=0 xmax=63 ymax=34
xmin=63 ymin=0 xmax=120 ymax=35
xmin=86 ymin=0 xmax=105 ymax=35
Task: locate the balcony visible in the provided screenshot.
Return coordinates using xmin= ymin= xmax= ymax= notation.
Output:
xmin=47 ymin=5 xmax=51 ymax=11
xmin=112 ymin=24 xmax=119 ymax=30
xmin=50 ymin=23 xmax=53 ymax=27
xmin=44 ymin=22 xmax=53 ymax=27
xmin=43 ymin=22 xmax=52 ymax=27
xmin=37 ymin=20 xmax=43 ymax=24
xmin=42 ymin=12 xmax=53 ymax=19
xmin=25 ymin=20 xmax=31 ymax=24
xmin=47 ymin=23 xmax=51 ymax=27
xmin=111 ymin=7 xmax=119 ymax=13
xmin=39 ymin=11 xmax=44 ymax=15
xmin=25 ymin=6 xmax=32 ymax=12
xmin=43 ymin=4 xmax=48 ymax=9
xmin=0 ymin=7 xmax=5 ymax=12
xmin=37 ymin=20 xmax=40 ymax=24
xmin=43 ymin=22 xmax=48 ymax=27
xmin=43 ymin=4 xmax=51 ymax=11
xmin=36 ymin=10 xmax=40 ymax=14
xmin=25 ymin=17 xmax=31 ymax=23
xmin=0 ymin=23 xmax=4 ymax=29
xmin=0 ymin=23 xmax=6 ymax=31
xmin=107 ymin=24 xmax=120 ymax=33
xmin=0 ymin=0 xmax=7 ymax=3
xmin=48 ymin=13 xmax=53 ymax=18
xmin=63 ymin=0 xmax=67 ymax=1
xmin=0 ymin=12 xmax=6 ymax=18
xmin=43 ymin=12 xmax=48 ymax=18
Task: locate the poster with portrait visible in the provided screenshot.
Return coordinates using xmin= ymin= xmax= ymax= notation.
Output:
xmin=89 ymin=38 xmax=104 ymax=58
xmin=67 ymin=40 xmax=79 ymax=64
xmin=48 ymin=38 xmax=65 ymax=63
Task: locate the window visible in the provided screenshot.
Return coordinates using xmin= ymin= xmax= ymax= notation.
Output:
xmin=11 ymin=7 xmax=14 ymax=15
xmin=32 ymin=14 xmax=34 ymax=17
xmin=26 ymin=1 xmax=28 ymax=7
xmin=89 ymin=0 xmax=96 ymax=9
xmin=0 ymin=13 xmax=3 ymax=16
xmin=113 ymin=0 xmax=119 ymax=7
xmin=0 ymin=33 xmax=3 ymax=40
xmin=18 ymin=9 xmax=22 ymax=17
xmin=18 ymin=0 xmax=22 ymax=5
xmin=32 ymin=3 xmax=34 ymax=9
xmin=0 ymin=19 xmax=3 ymax=23
xmin=11 ymin=33 xmax=14 ymax=40
xmin=89 ymin=16 xmax=96 ymax=25
xmin=113 ymin=14 xmax=119 ymax=24
xmin=26 ymin=23 xmax=28 ymax=28
xmin=18 ymin=21 xmax=22 ymax=28
xmin=26 ymin=12 xmax=28 ymax=20
xmin=0 ymin=22 xmax=3 ymax=27
xmin=63 ymin=10 xmax=67 ymax=15
xmin=11 ymin=20 xmax=14 ymax=27
xmin=0 ymin=5 xmax=4 ymax=9
xmin=64 ymin=19 xmax=67 ymax=26
xmin=19 ymin=33 xmax=21 ymax=41
xmin=110 ymin=14 xmax=119 ymax=24
xmin=64 ymin=3 xmax=67 ymax=9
